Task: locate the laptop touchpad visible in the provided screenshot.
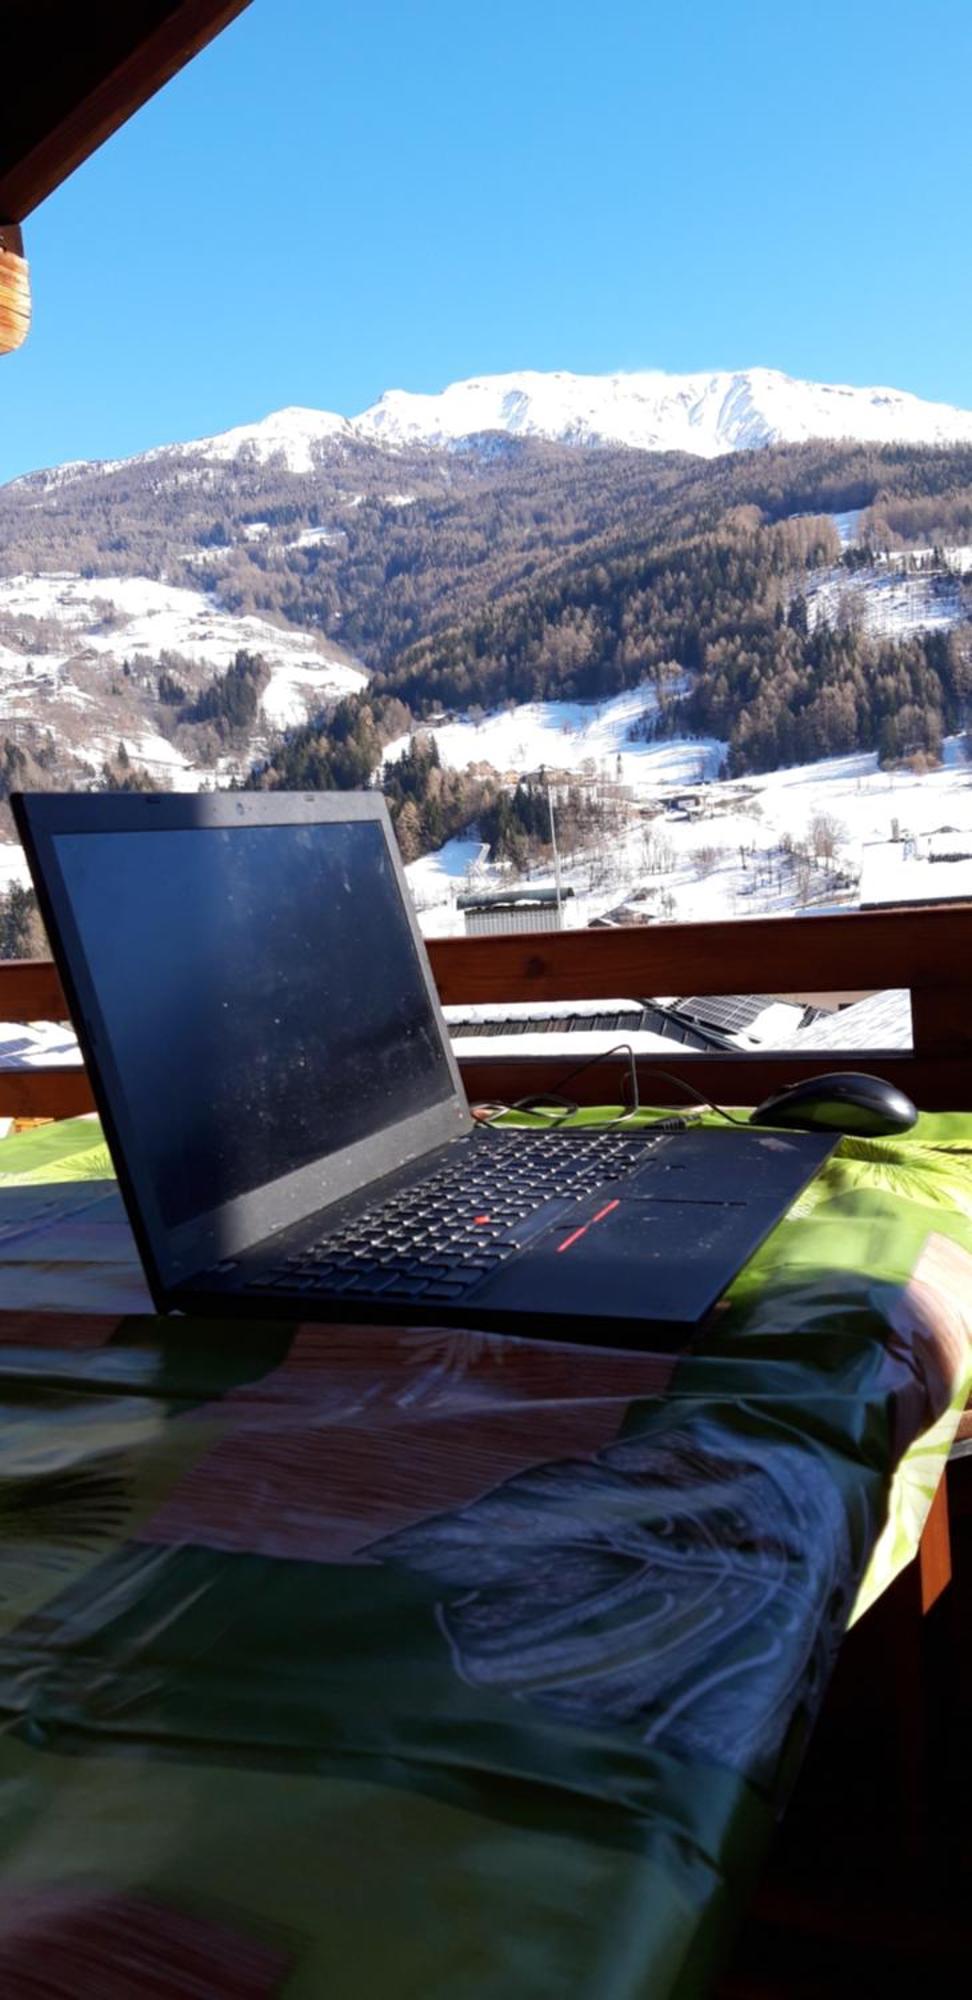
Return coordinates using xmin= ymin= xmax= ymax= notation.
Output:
xmin=475 ymin=1189 xmax=780 ymax=1327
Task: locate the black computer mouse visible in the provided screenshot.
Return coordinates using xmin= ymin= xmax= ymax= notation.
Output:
xmin=750 ymin=1071 xmax=918 ymax=1138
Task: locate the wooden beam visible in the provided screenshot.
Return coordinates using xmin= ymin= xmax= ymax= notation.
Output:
xmin=7 ymin=908 xmax=970 ymax=1028
xmin=456 ymin=1051 xmax=972 ymax=1113
xmin=428 ymin=904 xmax=972 ymax=1006
xmin=917 ymin=1476 xmax=952 ymax=1614
xmin=5 ymin=895 xmax=972 ymax=1122
xmin=0 ymin=1068 xmax=94 ymax=1119
xmin=0 ymin=959 xmax=69 ymax=1021
xmin=5 ymin=1050 xmax=964 ymax=1125
xmin=910 ymin=984 xmax=972 ymax=1058
xmin=0 ymin=2 xmax=254 ymax=221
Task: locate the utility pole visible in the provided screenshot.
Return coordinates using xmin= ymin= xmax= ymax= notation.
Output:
xmin=546 ymin=781 xmax=563 ymax=920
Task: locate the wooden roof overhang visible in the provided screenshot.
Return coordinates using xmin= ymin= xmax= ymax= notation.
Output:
xmin=0 ymin=1 xmax=253 ymax=352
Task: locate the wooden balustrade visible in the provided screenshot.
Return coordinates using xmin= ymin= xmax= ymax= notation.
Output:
xmin=2 ymin=901 xmax=971 ymax=1120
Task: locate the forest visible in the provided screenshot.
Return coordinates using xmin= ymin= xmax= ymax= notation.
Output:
xmin=2 ymin=430 xmax=972 ymax=857
xmin=251 ymin=443 xmax=972 ymax=786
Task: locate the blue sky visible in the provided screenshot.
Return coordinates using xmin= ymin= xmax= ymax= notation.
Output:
xmin=4 ymin=0 xmax=971 ymax=481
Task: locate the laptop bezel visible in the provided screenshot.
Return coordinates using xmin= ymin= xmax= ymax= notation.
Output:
xmin=12 ymin=788 xmax=472 ymax=1306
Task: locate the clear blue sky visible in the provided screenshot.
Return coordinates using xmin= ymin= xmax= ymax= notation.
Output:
xmin=4 ymin=0 xmax=971 ymax=480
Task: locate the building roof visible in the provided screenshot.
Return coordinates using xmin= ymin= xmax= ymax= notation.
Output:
xmin=457 ymin=885 xmax=574 ymax=912
xmin=783 ymin=988 xmax=913 ymax=1052
xmin=0 ymin=1018 xmax=83 ymax=1069
xmin=447 ymin=997 xmax=712 ymax=1052
xmin=445 ymin=993 xmax=812 ymax=1058
xmin=859 ymin=837 xmax=972 ymax=909
xmin=1 ymin=3 xmax=252 ymax=221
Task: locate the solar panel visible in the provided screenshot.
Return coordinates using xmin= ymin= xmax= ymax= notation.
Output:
xmin=675 ymin=995 xmax=772 ymax=1036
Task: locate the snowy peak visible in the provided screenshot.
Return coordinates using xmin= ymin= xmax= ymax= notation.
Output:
xmin=352 ymin=366 xmax=972 ymax=458
xmin=149 ymin=405 xmax=353 ymax=475
xmin=133 ymin=367 xmax=972 ymax=468
xmin=10 ymin=367 xmax=972 ymax=491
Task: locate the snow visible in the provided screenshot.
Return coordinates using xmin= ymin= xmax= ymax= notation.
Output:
xmin=807 ymin=563 xmax=964 ymax=638
xmin=84 ymin=731 xmax=212 ymax=789
xmin=292 ymin=526 xmax=342 ymax=549
xmin=0 ymin=1020 xmax=83 ymax=1069
xmin=831 ymin=510 xmax=863 ymax=547
xmin=449 ymin=1026 xmax=687 ymax=1062
xmin=0 ymin=573 xmax=366 ymax=717
xmin=353 ymin=367 xmax=972 ymax=459
xmin=446 ymin=998 xmax=646 ymax=1026
xmin=386 ymin=687 xmax=725 ymax=788
xmin=407 ymin=733 xmax=972 ymax=939
xmin=143 ymin=406 xmax=352 ymax=476
xmin=859 ymin=836 xmax=972 ymax=907
xmin=260 ymin=659 xmax=361 ymax=729
xmin=783 ymin=990 xmax=913 ymax=1052
xmin=881 ymin=544 xmax=972 ymax=574
xmin=13 ymin=367 xmax=972 ymax=490
xmin=0 ymin=846 xmax=30 ymax=893
xmin=406 ymin=838 xmax=485 ymax=914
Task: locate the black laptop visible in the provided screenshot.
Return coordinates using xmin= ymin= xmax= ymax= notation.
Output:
xmin=12 ymin=790 xmax=834 ymax=1348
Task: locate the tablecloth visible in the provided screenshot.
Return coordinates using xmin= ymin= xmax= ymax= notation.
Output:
xmin=0 ymin=1111 xmax=970 ymax=1997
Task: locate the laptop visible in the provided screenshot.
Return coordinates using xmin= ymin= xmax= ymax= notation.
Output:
xmin=12 ymin=790 xmax=834 ymax=1349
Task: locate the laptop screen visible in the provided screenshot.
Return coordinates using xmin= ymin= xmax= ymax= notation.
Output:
xmin=51 ymin=817 xmax=456 ymax=1231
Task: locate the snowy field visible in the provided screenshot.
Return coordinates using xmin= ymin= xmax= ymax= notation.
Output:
xmin=808 ymin=563 xmax=965 ymax=639
xmin=407 ymin=727 xmax=972 ymax=936
xmin=807 ymin=521 xmax=970 ymax=640
xmin=385 ymin=685 xmax=726 ymax=788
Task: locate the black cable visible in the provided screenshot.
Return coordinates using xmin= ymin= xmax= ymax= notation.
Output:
xmin=475 ymin=1040 xmax=747 ymax=1132
xmin=629 ymin=1066 xmax=751 ymax=1128
xmin=519 ymin=1041 xmax=641 ymax=1115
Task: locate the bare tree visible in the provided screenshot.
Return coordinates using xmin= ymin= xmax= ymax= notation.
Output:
xmin=808 ymin=811 xmax=844 ymax=866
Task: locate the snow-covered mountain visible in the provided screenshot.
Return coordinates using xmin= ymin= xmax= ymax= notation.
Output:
xmin=13 ymin=366 xmax=972 ymax=490
xmin=0 ymin=570 xmax=365 ymax=791
xmin=138 ymin=405 xmax=353 ymax=476
xmin=353 ymin=366 xmax=972 ymax=457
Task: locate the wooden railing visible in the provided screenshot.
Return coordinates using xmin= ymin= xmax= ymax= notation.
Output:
xmin=2 ymin=902 xmax=972 ymax=1120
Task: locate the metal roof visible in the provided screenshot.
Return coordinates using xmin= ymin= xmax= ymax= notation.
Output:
xmin=457 ymin=885 xmax=574 ymax=912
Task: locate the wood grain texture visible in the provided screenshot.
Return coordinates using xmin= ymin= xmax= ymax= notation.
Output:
xmin=4 ymin=895 xmax=972 ymax=1117
xmin=0 ymin=1068 xmax=94 ymax=1119
xmin=0 ymin=959 xmax=69 ymax=1020
xmin=0 ymin=226 xmax=29 ymax=352
xmin=0 ymin=2 xmax=253 ymax=220
xmin=427 ymin=903 xmax=972 ymax=1004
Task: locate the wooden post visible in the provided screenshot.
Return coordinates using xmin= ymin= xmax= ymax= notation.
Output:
xmin=0 ymin=224 xmax=30 ymax=353
xmin=917 ymin=1474 xmax=952 ymax=1615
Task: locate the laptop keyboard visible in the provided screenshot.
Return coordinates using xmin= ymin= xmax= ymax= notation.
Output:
xmin=245 ymin=1129 xmax=660 ymax=1306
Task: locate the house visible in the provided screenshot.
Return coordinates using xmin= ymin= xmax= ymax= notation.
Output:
xmin=457 ymin=883 xmax=575 ymax=936
xmin=860 ymin=830 xmax=972 ymax=908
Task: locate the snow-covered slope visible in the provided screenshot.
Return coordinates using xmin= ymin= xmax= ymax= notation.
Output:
xmin=354 ymin=366 xmax=972 ymax=457
xmin=383 ymin=686 xmax=726 ymax=787
xmin=14 ymin=367 xmax=972 ymax=489
xmin=0 ymin=572 xmax=365 ymax=785
xmin=406 ymin=729 xmax=972 ymax=940
xmin=144 ymin=406 xmax=353 ymax=476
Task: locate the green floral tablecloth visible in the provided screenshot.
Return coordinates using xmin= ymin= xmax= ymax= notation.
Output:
xmin=0 ymin=1112 xmax=969 ymax=1997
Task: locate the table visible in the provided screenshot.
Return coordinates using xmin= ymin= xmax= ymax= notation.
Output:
xmin=0 ymin=1112 xmax=970 ymax=1997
